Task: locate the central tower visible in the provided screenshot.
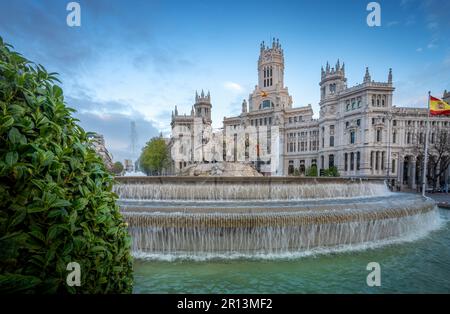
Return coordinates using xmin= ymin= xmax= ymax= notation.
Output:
xmin=258 ymin=38 xmax=284 ymax=90
xmin=248 ymin=38 xmax=293 ymax=112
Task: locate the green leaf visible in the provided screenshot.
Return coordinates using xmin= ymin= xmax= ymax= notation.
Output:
xmin=5 ymin=151 xmax=18 ymax=167
xmin=50 ymin=199 xmax=71 ymax=208
xmin=9 ymin=209 xmax=26 ymax=227
xmin=0 ymin=116 xmax=14 ymax=129
xmin=8 ymin=127 xmax=26 ymax=145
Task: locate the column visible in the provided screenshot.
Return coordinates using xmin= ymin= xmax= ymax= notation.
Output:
xmin=411 ymin=159 xmax=416 ymax=190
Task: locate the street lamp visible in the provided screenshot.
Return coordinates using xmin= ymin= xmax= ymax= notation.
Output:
xmin=385 ymin=111 xmax=393 ymax=189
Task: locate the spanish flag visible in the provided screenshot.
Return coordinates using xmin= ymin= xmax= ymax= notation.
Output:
xmin=430 ymin=95 xmax=450 ymax=116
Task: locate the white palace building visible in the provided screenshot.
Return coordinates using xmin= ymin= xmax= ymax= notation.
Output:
xmin=170 ymin=39 xmax=450 ymax=190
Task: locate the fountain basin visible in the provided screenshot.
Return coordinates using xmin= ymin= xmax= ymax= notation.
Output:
xmin=114 ymin=178 xmax=440 ymax=256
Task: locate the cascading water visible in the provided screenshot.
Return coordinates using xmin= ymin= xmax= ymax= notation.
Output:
xmin=114 ymin=177 xmax=442 ymax=259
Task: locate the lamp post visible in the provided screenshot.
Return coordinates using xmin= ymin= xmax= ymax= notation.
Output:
xmin=385 ymin=111 xmax=393 ymax=189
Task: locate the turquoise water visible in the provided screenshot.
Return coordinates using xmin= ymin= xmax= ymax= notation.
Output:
xmin=133 ymin=209 xmax=450 ymax=293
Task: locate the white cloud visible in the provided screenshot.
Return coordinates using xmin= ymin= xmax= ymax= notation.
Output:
xmin=427 ymin=42 xmax=438 ymax=49
xmin=224 ymin=81 xmax=244 ymax=92
xmin=416 ymin=47 xmax=423 ymax=52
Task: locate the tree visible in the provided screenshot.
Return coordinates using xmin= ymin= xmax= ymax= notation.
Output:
xmin=139 ymin=136 xmax=170 ymax=175
xmin=323 ymin=166 xmax=340 ymax=177
xmin=306 ymin=164 xmax=318 ymax=177
xmin=0 ymin=38 xmax=133 ymax=293
xmin=414 ymin=129 xmax=450 ymax=191
xmin=111 ymin=161 xmax=124 ymax=175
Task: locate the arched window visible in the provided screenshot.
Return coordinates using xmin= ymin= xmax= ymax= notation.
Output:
xmin=329 ymin=154 xmax=334 ymax=168
xmin=261 ymin=100 xmax=273 ymax=109
xmin=356 ymin=152 xmax=360 ymax=170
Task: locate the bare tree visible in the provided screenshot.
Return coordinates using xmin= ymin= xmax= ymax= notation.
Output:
xmin=414 ymin=129 xmax=450 ymax=191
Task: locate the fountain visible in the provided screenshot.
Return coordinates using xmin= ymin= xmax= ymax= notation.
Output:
xmin=114 ymin=177 xmax=440 ymax=257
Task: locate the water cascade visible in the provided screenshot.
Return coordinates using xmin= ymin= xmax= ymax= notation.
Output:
xmin=114 ymin=177 xmax=440 ymax=258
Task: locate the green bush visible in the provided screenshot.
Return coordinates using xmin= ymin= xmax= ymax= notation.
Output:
xmin=306 ymin=164 xmax=318 ymax=177
xmin=323 ymin=166 xmax=340 ymax=177
xmin=0 ymin=38 xmax=133 ymax=293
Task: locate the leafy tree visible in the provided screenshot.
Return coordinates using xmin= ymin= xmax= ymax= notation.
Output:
xmin=323 ymin=166 xmax=340 ymax=177
xmin=0 ymin=38 xmax=133 ymax=293
xmin=306 ymin=164 xmax=318 ymax=177
xmin=111 ymin=161 xmax=124 ymax=175
xmin=413 ymin=129 xmax=450 ymax=191
xmin=139 ymin=136 xmax=170 ymax=175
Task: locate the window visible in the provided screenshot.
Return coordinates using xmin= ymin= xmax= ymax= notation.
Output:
xmin=344 ymin=153 xmax=348 ymax=171
xmin=261 ymin=100 xmax=272 ymax=109
xmin=393 ymin=120 xmax=397 ymax=126
xmin=375 ymin=151 xmax=379 ymax=170
xmin=329 ymin=154 xmax=334 ymax=168
xmin=289 ymin=117 xmax=292 ymax=123
xmin=370 ymin=151 xmax=374 ymax=170
xmin=330 ymin=136 xmax=334 ymax=147
xmin=350 ymin=152 xmax=354 ymax=171
xmin=407 ymin=132 xmax=411 ymax=144
xmin=393 ymin=131 xmax=397 ymax=144
xmin=321 ymin=156 xmax=324 ymax=169
xmin=346 ymin=121 xmax=349 ymax=128
xmin=350 ymin=131 xmax=355 ymax=144
xmin=288 ymin=160 xmax=294 ymax=175
xmin=381 ymin=151 xmax=385 ymax=170
xmin=346 ymin=103 xmax=350 ymax=111
xmin=356 ymin=152 xmax=360 ymax=170
xmin=357 ymin=119 xmax=361 ymax=127
xmin=372 ymin=118 xmax=375 ymax=125
xmin=376 ymin=129 xmax=382 ymax=142
xmin=392 ymin=159 xmax=396 ymax=174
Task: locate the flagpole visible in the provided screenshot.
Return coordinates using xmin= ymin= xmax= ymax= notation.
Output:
xmin=422 ymin=91 xmax=431 ymax=197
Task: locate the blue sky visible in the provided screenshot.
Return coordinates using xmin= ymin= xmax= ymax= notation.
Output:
xmin=1 ymin=0 xmax=449 ymax=162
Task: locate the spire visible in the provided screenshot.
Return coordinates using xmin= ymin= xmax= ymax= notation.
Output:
xmin=336 ymin=59 xmax=340 ymax=71
xmin=195 ymin=90 xmax=199 ymax=102
xmin=201 ymin=89 xmax=204 ymax=98
xmin=341 ymin=62 xmax=345 ymax=74
xmin=174 ymin=105 xmax=178 ymax=116
xmin=388 ymin=68 xmax=392 ymax=83
xmin=321 ymin=66 xmax=325 ymax=78
xmin=272 ymin=37 xmax=275 ymax=48
xmin=207 ymin=90 xmax=211 ymax=101
xmin=191 ymin=106 xmax=194 ymax=116
xmin=326 ymin=62 xmax=330 ymax=73
xmin=364 ymin=67 xmax=371 ymax=83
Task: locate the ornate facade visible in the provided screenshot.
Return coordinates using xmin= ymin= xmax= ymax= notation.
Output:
xmin=170 ymin=39 xmax=450 ymax=189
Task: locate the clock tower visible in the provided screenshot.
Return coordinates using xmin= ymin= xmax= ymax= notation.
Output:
xmin=258 ymin=38 xmax=284 ymax=90
xmin=248 ymin=38 xmax=293 ymax=112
